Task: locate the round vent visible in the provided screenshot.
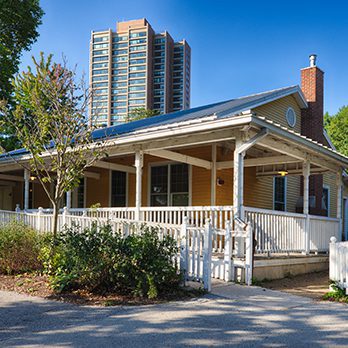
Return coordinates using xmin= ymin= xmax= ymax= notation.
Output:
xmin=286 ymin=107 xmax=296 ymax=127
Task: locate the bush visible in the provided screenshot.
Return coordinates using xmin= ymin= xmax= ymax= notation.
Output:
xmin=0 ymin=221 xmax=46 ymax=274
xmin=42 ymin=223 xmax=181 ymax=298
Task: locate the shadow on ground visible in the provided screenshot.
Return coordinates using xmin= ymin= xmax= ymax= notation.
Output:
xmin=1 ymin=284 xmax=348 ymax=347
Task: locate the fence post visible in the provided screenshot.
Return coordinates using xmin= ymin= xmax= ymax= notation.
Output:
xmin=245 ymin=222 xmax=253 ymax=286
xmin=180 ymin=217 xmax=188 ymax=284
xmin=123 ymin=222 xmax=129 ymax=238
xmin=203 ymin=218 xmax=212 ymax=291
xmin=15 ymin=204 xmax=20 ymax=222
xmin=37 ymin=207 xmax=43 ymax=232
xmin=62 ymin=206 xmax=68 ymax=227
xmin=224 ymin=220 xmax=232 ymax=281
xmin=329 ymin=236 xmax=337 ymax=281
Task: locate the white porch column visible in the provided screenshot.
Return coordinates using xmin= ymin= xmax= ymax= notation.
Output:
xmin=24 ymin=169 xmax=30 ymax=210
xmin=303 ymin=160 xmax=310 ymax=254
xmin=233 ymin=138 xmax=245 ymax=221
xmin=337 ymin=171 xmax=343 ymax=240
xmin=233 ymin=138 xmax=245 ymax=257
xmin=135 ymin=150 xmax=144 ymax=221
xmin=211 ymin=144 xmax=217 ymax=206
xmin=66 ymin=191 xmax=72 ymax=209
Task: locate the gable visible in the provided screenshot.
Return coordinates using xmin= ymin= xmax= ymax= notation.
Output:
xmin=252 ymin=95 xmax=302 ymax=134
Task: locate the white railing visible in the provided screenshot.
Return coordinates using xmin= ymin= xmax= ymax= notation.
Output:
xmin=329 ymin=237 xmax=348 ymax=293
xmin=140 ymin=205 xmax=234 ymax=229
xmin=244 ymin=206 xmax=340 ymax=254
xmin=309 ymin=215 xmax=340 ymax=252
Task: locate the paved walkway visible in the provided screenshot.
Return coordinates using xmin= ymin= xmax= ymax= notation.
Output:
xmin=1 ymin=283 xmax=348 ymax=347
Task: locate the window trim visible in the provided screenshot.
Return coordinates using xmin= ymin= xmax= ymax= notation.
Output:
xmin=147 ymin=161 xmax=191 ymax=207
xmin=323 ymin=184 xmax=330 ymax=217
xmin=273 ymin=176 xmax=287 ymax=211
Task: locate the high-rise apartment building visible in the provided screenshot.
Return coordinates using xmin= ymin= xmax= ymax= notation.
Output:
xmin=89 ymin=18 xmax=191 ymax=127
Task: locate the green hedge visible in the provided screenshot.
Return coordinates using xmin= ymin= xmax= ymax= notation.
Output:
xmin=0 ymin=221 xmax=45 ymax=274
xmin=42 ymin=223 xmax=181 ymax=298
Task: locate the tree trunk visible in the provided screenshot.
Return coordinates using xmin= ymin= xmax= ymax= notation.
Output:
xmin=52 ymin=201 xmax=59 ymax=238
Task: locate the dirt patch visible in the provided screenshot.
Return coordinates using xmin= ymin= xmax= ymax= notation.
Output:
xmin=259 ymin=271 xmax=330 ymax=300
xmin=0 ymin=273 xmax=203 ymax=306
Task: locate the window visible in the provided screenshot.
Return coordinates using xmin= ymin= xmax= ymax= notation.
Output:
xmin=129 ymin=65 xmax=146 ymax=71
xmin=92 ymin=55 xmax=108 ymax=62
xmin=93 ymin=36 xmax=108 ymax=43
xmin=129 ymin=85 xmax=145 ymax=91
xmin=129 ymin=72 xmax=145 ymax=78
xmin=93 ymin=49 xmax=108 ymax=56
xmin=128 ymin=99 xmax=145 ymax=105
xmin=112 ymin=43 xmax=128 ymax=49
xmin=286 ymin=107 xmax=296 ymax=128
xmin=92 ymin=62 xmax=108 ymax=69
xmin=111 ymin=171 xmax=126 ymax=207
xmin=112 ymin=35 xmax=128 ymax=42
xmin=93 ymin=43 xmax=108 ymax=49
xmin=77 ymin=179 xmax=85 ymax=208
xmin=130 ymin=52 xmax=146 ymax=58
xmin=113 ymin=56 xmax=127 ymax=62
xmin=129 ymin=45 xmax=146 ymax=52
xmin=112 ymin=69 xmax=127 ymax=75
xmin=150 ymin=164 xmax=189 ymax=206
xmin=92 ymin=75 xmax=108 ymax=82
xmin=112 ymin=88 xmax=127 ymax=94
xmin=112 ymin=95 xmax=126 ymax=101
xmin=129 ymin=92 xmax=145 ymax=98
xmin=129 ymin=78 xmax=145 ymax=85
xmin=92 ymin=82 xmax=108 ymax=88
xmin=112 ymin=75 xmax=127 ymax=81
xmin=130 ymin=31 xmax=146 ymax=38
xmin=129 ymin=38 xmax=147 ymax=45
xmin=112 ymin=49 xmax=127 ymax=55
xmin=322 ymin=186 xmax=330 ymax=216
xmin=273 ymin=177 xmax=286 ymax=211
xmin=130 ymin=59 xmax=146 ymax=65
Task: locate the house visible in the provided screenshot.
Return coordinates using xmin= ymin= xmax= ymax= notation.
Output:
xmin=0 ymin=55 xmax=347 ymax=280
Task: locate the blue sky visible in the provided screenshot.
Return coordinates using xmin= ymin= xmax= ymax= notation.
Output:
xmin=20 ymin=0 xmax=348 ymax=115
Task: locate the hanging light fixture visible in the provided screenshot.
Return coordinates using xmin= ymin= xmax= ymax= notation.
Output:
xmin=278 ymin=170 xmax=288 ymax=177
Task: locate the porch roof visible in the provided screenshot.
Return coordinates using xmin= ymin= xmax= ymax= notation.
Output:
xmin=0 ymin=85 xmax=347 ymax=172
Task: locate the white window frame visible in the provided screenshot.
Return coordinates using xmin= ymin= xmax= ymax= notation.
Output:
xmin=109 ymin=169 xmax=128 ymax=207
xmin=273 ymin=176 xmax=287 ymax=211
xmin=147 ymin=161 xmax=192 ymax=207
xmin=323 ymin=184 xmax=330 ymax=217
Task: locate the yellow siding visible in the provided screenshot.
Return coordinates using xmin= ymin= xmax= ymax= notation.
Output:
xmin=323 ymin=172 xmax=338 ymax=218
xmin=253 ymin=95 xmax=302 ymax=133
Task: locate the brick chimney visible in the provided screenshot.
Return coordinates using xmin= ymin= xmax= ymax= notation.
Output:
xmin=300 ymin=54 xmax=325 ymax=215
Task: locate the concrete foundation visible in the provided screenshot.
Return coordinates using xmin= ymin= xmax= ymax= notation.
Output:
xmin=253 ymin=254 xmax=329 ymax=281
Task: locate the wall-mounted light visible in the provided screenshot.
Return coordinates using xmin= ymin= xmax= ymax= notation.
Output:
xmin=30 ymin=176 xmax=36 ymax=181
xmin=217 ymin=177 xmax=225 ymax=186
xmin=278 ymin=170 xmax=288 ymax=177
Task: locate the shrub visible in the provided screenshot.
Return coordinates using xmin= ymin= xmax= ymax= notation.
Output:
xmin=0 ymin=221 xmax=46 ymax=274
xmin=42 ymin=223 xmax=181 ymax=298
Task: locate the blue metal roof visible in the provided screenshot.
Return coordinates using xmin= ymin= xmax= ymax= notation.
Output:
xmin=0 ymin=85 xmax=302 ymax=159
xmin=91 ymin=85 xmax=301 ymax=140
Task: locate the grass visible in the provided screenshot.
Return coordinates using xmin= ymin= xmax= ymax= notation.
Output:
xmin=322 ymin=282 xmax=348 ymax=303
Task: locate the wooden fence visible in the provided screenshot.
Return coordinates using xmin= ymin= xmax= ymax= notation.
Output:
xmin=329 ymin=237 xmax=348 ymax=294
xmin=1 ymin=208 xmax=254 ymax=290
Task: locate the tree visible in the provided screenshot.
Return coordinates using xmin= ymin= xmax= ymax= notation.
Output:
xmin=0 ymin=53 xmax=105 ymax=237
xmin=0 ymin=0 xmax=44 ymax=150
xmin=324 ymin=107 xmax=348 ymax=157
xmin=126 ymin=108 xmax=160 ymax=122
